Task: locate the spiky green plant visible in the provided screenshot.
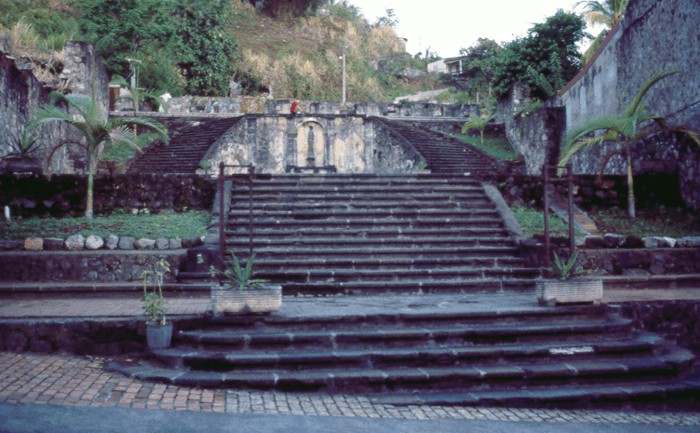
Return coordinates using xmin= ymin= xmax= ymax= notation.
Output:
xmin=461 ymin=112 xmax=495 ymax=146
xmin=210 ymin=253 xmax=268 ymax=290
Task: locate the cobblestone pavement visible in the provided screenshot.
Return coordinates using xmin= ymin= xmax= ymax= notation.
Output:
xmin=0 ymin=351 xmax=699 ymax=427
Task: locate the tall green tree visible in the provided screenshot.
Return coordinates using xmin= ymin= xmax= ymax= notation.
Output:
xmin=459 ymin=38 xmax=501 ymax=105
xmin=171 ymin=0 xmax=239 ymax=96
xmin=577 ymin=0 xmax=629 ymax=65
xmin=558 ymin=71 xmax=700 ymax=219
xmin=491 ymin=10 xmax=586 ymax=100
xmin=28 ymin=93 xmax=168 ymax=219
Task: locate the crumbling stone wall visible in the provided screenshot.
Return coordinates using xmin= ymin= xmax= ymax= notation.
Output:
xmin=557 ymin=0 xmax=700 ymax=208
xmin=1 ymin=42 xmax=110 ymax=175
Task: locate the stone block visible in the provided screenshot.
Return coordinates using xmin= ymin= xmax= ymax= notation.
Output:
xmin=169 ymin=238 xmax=182 ymax=249
xmin=182 ymin=236 xmax=203 ymax=248
xmin=0 ymin=240 xmax=22 ymax=250
xmin=65 ymin=234 xmax=86 ymax=251
xmin=24 ymin=237 xmax=43 ymax=251
xmin=118 ymin=236 xmax=135 ymax=250
xmin=85 ymin=235 xmax=104 ymax=250
xmin=584 ymin=236 xmax=605 ymax=249
xmin=135 ymin=238 xmax=156 ymax=250
xmin=623 ymin=235 xmax=644 ymax=248
xmin=643 ymin=236 xmax=676 ymax=248
xmin=105 ymin=234 xmax=119 ymax=250
xmin=677 ymin=236 xmax=700 ymax=248
xmin=156 ymin=238 xmax=169 ymax=250
xmin=603 ymin=233 xmax=626 ymax=248
xmin=43 ymin=238 xmax=65 ymax=251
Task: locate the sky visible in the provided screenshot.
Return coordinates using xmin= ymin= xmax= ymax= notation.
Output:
xmin=347 ymin=0 xmax=595 ymax=58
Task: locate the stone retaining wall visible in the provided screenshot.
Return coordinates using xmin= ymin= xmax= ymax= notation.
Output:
xmin=0 ymin=173 xmax=215 ymax=217
xmin=617 ymin=301 xmax=700 ymax=356
xmin=0 ymin=251 xmax=186 ymax=283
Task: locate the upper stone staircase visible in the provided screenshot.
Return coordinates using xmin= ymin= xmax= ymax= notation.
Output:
xmin=127 ymin=117 xmax=241 ymax=174
xmin=375 ymin=118 xmax=496 ymax=175
xmin=222 ymin=174 xmax=538 ymax=295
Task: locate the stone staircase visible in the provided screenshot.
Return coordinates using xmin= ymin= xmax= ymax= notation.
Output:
xmin=375 ymin=118 xmax=496 ymax=175
xmin=127 ymin=117 xmax=241 ymax=174
xmin=222 ymin=174 xmax=538 ymax=295
xmin=107 ymin=301 xmax=699 ymax=408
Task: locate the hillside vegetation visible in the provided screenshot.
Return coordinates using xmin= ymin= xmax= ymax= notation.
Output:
xmin=0 ymin=0 xmax=439 ymax=102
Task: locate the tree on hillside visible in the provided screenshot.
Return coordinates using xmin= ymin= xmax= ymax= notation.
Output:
xmin=490 ymin=10 xmax=586 ymax=100
xmin=74 ymin=0 xmax=182 ymax=93
xmin=172 ymin=0 xmax=239 ymax=96
xmin=28 ymin=93 xmax=168 ymax=219
xmin=459 ymin=38 xmax=501 ymax=105
xmin=558 ymin=71 xmax=700 ymax=219
xmin=576 ymin=0 xmax=629 ymax=65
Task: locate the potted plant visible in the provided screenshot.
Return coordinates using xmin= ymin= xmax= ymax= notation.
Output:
xmin=141 ymin=258 xmax=173 ymax=349
xmin=536 ymin=252 xmax=603 ymax=306
xmin=209 ymin=253 xmax=282 ymax=315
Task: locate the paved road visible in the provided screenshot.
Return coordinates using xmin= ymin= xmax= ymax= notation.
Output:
xmin=2 ymin=402 xmax=700 ymax=433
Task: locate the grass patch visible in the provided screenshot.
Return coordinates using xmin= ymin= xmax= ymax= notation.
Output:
xmin=588 ymin=207 xmax=700 ymax=238
xmin=1 ymin=210 xmax=210 ymax=240
xmin=512 ymin=206 xmax=574 ymax=238
xmin=454 ymin=134 xmax=520 ymax=161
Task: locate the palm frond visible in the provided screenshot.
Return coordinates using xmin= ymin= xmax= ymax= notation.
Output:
xmin=623 ymin=70 xmax=676 ymax=118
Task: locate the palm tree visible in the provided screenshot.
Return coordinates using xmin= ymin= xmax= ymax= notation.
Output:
xmin=461 ymin=112 xmax=495 ymax=146
xmin=576 ymin=0 xmax=629 ymax=65
xmin=558 ymin=70 xmax=699 ymax=219
xmin=28 ymin=92 xmax=168 ymax=219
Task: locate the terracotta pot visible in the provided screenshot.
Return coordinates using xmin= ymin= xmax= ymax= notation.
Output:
xmin=210 ymin=284 xmax=282 ymax=315
xmin=536 ymin=278 xmax=603 ymax=306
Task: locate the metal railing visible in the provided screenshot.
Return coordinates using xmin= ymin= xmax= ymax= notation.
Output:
xmin=542 ymin=163 xmax=575 ymax=262
xmin=217 ymin=162 xmax=255 ymax=264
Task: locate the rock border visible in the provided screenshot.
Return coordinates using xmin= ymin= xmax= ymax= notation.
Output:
xmin=0 ymin=235 xmax=204 ymax=251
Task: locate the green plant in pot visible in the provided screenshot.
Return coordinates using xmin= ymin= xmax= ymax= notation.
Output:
xmin=141 ymin=258 xmax=173 ymax=349
xmin=209 ymin=253 xmax=282 ymax=315
xmin=536 ymin=252 xmax=603 ymax=306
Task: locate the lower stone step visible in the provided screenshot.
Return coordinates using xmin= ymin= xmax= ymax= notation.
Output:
xmin=371 ymin=374 xmax=700 ymax=409
xmin=106 ymin=349 xmax=693 ymax=394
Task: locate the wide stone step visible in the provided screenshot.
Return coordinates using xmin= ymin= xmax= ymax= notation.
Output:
xmin=228 ymin=209 xmax=498 ymax=220
xmin=235 ymin=184 xmax=487 ymax=194
xmin=108 ymin=351 xmax=691 ymax=393
xmin=276 ymin=278 xmax=538 ymax=295
xmin=226 ymin=217 xmax=506 ymax=230
xmin=229 ymin=200 xmax=493 ymax=211
xmin=248 ymin=256 xmax=529 ymax=271
xmin=175 ymin=317 xmax=637 ymax=351
xmin=233 ymin=193 xmax=490 ymax=204
xmin=155 ymin=334 xmax=659 ymax=371
xmin=225 ymin=226 xmax=511 ymax=239
xmin=227 ymin=245 xmax=520 ymax=258
xmin=226 ymin=237 xmax=516 ymax=250
xmin=371 ymin=370 xmax=700 ymax=408
xmin=255 ymin=267 xmax=540 ymax=283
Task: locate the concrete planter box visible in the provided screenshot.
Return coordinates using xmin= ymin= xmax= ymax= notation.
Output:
xmin=536 ymin=278 xmax=603 ymax=306
xmin=210 ymin=284 xmax=282 ymax=315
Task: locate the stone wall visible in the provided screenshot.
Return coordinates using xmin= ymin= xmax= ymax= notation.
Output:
xmin=617 ymin=301 xmax=700 ymax=355
xmin=201 ymin=116 xmax=419 ymax=175
xmin=0 ymin=174 xmax=215 ymax=217
xmin=557 ymin=0 xmax=700 ymax=208
xmin=162 ymin=96 xmax=477 ymax=119
xmin=0 ymin=251 xmax=185 ymax=283
xmin=1 ymin=42 xmax=110 ymax=175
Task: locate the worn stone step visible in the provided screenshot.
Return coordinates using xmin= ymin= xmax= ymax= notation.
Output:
xmin=227 ymin=237 xmax=516 ymax=250
xmin=227 ymin=245 xmax=520 ymax=258
xmin=177 ymin=316 xmax=633 ymax=351
xmin=255 ymin=267 xmax=540 ymax=283
xmin=227 ymin=217 xmax=506 ymax=230
xmin=371 ymin=370 xmax=700 ymax=408
xmin=228 ymin=209 xmax=499 ymax=221
xmin=225 ymin=227 xmax=511 ymax=239
xmin=156 ymin=335 xmax=659 ymax=372
xmin=108 ymin=350 xmax=690 ymax=393
xmin=240 ymin=255 xmax=528 ymax=270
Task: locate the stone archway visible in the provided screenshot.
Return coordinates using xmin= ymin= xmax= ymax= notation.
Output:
xmin=296 ymin=121 xmax=325 ymax=168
